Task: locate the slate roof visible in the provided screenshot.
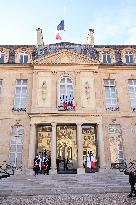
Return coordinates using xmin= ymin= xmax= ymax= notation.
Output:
xmin=0 ymin=42 xmax=136 ymax=65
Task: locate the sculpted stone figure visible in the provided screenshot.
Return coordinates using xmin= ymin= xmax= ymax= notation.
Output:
xmin=41 ymin=81 xmax=47 ymax=100
xmin=84 ymin=81 xmax=90 ymax=100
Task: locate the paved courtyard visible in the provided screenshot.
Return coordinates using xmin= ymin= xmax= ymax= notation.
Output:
xmin=0 ymin=171 xmax=136 ymax=204
xmin=1 ymin=193 xmax=136 ymax=205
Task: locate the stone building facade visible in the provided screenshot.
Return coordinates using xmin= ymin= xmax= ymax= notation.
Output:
xmin=0 ymin=32 xmax=136 ymax=174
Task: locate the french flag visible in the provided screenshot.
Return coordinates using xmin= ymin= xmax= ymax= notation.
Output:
xmin=55 ymin=20 xmax=65 ymax=41
xmin=56 ymin=33 xmax=62 ymax=40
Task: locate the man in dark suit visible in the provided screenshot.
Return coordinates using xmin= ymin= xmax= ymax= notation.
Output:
xmin=124 ymin=161 xmax=136 ymax=197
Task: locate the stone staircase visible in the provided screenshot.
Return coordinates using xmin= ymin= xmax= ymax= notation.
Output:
xmin=0 ymin=170 xmax=130 ymax=196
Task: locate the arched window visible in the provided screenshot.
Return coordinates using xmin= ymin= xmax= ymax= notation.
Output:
xmin=9 ymin=126 xmax=24 ymax=169
xmin=58 ymin=77 xmax=75 ymax=111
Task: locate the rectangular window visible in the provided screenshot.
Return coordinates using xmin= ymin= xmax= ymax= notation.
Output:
xmin=0 ymin=80 xmax=2 ymax=95
xmin=109 ymin=124 xmax=124 ymax=164
xmin=0 ymin=52 xmax=4 ymax=63
xmin=13 ymin=80 xmax=27 ymax=112
xmin=128 ymin=79 xmax=136 ymax=111
xmin=103 ymin=53 xmax=111 ymax=64
xmin=9 ymin=126 xmax=24 ymax=168
xmin=125 ymin=52 xmax=133 ymax=64
xmin=20 ymin=53 xmax=28 ymax=64
xmin=104 ymin=80 xmax=119 ymax=111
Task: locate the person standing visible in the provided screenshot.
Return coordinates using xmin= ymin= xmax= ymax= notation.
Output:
xmin=34 ymin=155 xmax=40 ymax=175
xmin=87 ymin=151 xmax=91 ymax=168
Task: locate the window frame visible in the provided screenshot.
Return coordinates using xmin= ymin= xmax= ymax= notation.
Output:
xmin=0 ymin=52 xmax=4 ymax=63
xmin=9 ymin=126 xmax=24 ymax=168
xmin=104 ymin=79 xmax=119 ymax=111
xmin=128 ymin=79 xmax=136 ymax=111
xmin=0 ymin=79 xmax=3 ymax=95
xmin=102 ymin=52 xmax=112 ymax=64
xmin=58 ymin=76 xmax=75 ymax=111
xmin=19 ymin=53 xmax=28 ymax=64
xmin=13 ymin=79 xmax=27 ymax=112
xmin=125 ymin=51 xmax=134 ymax=64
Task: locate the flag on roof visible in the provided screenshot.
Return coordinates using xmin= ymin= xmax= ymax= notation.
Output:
xmin=57 ymin=20 xmax=65 ymax=31
xmin=56 ymin=33 xmax=62 ymax=40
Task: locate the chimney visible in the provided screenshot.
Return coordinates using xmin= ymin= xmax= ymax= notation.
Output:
xmin=86 ymin=29 xmax=94 ymax=47
xmin=36 ymin=28 xmax=44 ymax=46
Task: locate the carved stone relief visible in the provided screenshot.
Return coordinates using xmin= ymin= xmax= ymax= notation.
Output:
xmin=41 ymin=81 xmax=47 ymax=100
xmin=84 ymin=81 xmax=90 ymax=100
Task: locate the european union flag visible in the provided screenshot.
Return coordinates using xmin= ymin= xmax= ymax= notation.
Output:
xmin=57 ymin=20 xmax=65 ymax=31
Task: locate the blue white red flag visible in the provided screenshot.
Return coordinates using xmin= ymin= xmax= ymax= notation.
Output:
xmin=57 ymin=20 xmax=65 ymax=31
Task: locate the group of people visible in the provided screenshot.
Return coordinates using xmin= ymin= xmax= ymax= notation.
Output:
xmin=33 ymin=151 xmax=51 ymax=175
xmin=86 ymin=151 xmax=96 ymax=169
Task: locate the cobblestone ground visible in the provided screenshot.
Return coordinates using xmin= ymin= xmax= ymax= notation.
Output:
xmin=0 ymin=194 xmax=136 ymax=205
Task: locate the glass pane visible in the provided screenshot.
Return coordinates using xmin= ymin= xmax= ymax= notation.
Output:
xmin=17 ymin=145 xmax=23 ymax=152
xmin=118 ymin=151 xmax=123 ymax=159
xmin=129 ymin=55 xmax=133 ymax=63
xmin=10 ymin=145 xmax=16 ymax=152
xmin=103 ymin=55 xmax=107 ymax=63
xmin=22 ymin=80 xmax=27 ymax=85
xmin=24 ymin=55 xmax=28 ymax=64
xmin=131 ymin=99 xmax=136 ymax=106
xmin=129 ymin=86 xmax=134 ymax=92
xmin=21 ymin=87 xmax=27 ymax=96
xmin=0 ymin=54 xmax=4 ymax=63
xmin=11 ymin=139 xmax=16 ymax=144
xmin=20 ymin=98 xmax=26 ymax=108
xmin=107 ymin=55 xmax=111 ymax=63
xmin=105 ymin=88 xmax=110 ymax=97
xmin=14 ymin=97 xmax=20 ymax=108
xmin=67 ymin=85 xmax=73 ymax=90
xmin=60 ymin=78 xmax=65 ymax=83
xmin=0 ymin=80 xmax=2 ymax=85
xmin=16 ymin=153 xmax=22 ymax=167
xmin=112 ymin=99 xmax=117 ymax=105
xmin=16 ymin=87 xmax=21 ymax=96
xmin=67 ymin=78 xmax=72 ymax=83
xmin=111 ymin=87 xmax=115 ymax=92
xmin=17 ymin=128 xmax=24 ymax=136
xmin=104 ymin=80 xmax=109 ymax=86
xmin=9 ymin=153 xmax=15 ymax=165
xmin=128 ymin=80 xmax=133 ymax=85
xmin=60 ymin=85 xmax=65 ymax=90
xmin=125 ymin=55 xmax=129 ymax=63
xmin=110 ymin=80 xmax=115 ymax=86
xmin=17 ymin=80 xmax=21 ymax=85
xmin=20 ymin=55 xmax=24 ymax=64
xmin=111 ymin=92 xmax=116 ymax=98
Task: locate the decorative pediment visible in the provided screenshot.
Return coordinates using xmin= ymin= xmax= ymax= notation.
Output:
xmin=32 ymin=49 xmax=100 ymax=65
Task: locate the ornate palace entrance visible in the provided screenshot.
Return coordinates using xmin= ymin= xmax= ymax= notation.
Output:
xmin=36 ymin=123 xmax=98 ymax=174
xmin=82 ymin=124 xmax=98 ymax=172
xmin=56 ymin=125 xmax=77 ymax=173
xmin=36 ymin=125 xmax=51 ymax=156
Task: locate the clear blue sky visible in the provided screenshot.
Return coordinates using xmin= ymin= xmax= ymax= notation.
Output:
xmin=0 ymin=0 xmax=136 ymax=45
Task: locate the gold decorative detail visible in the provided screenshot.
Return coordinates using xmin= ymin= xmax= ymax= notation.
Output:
xmin=33 ymin=49 xmax=99 ymax=65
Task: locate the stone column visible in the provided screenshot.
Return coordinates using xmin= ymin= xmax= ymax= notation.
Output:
xmin=50 ymin=122 xmax=57 ymax=174
xmin=77 ymin=123 xmax=85 ymax=174
xmin=28 ymin=124 xmax=36 ymax=168
xmin=97 ymin=123 xmax=106 ymax=169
